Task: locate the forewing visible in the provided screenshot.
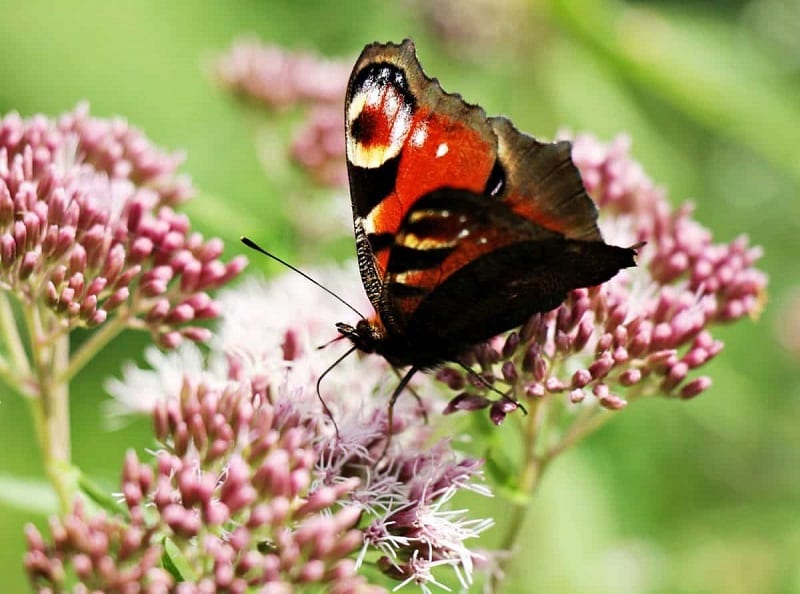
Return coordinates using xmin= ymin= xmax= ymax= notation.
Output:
xmin=343 ymin=40 xmax=633 ymax=362
xmin=344 ymin=39 xmax=498 ymax=307
xmin=489 ymin=117 xmax=603 ymax=242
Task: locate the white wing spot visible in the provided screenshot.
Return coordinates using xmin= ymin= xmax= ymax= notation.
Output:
xmin=411 ymin=124 xmax=427 ymax=147
xmin=435 ymin=143 xmax=449 ymax=158
xmin=359 ymin=215 xmax=376 ymax=235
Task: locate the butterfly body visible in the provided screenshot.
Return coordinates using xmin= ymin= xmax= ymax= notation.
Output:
xmin=341 ymin=40 xmax=638 ymax=374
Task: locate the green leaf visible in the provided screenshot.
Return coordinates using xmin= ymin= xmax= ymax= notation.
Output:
xmin=161 ymin=537 xmax=197 ymax=583
xmin=78 ymin=472 xmax=127 ymax=516
xmin=0 ymin=474 xmax=58 ymax=515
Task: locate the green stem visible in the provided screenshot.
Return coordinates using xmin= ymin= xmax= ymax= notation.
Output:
xmin=57 ymin=314 xmax=127 ymax=385
xmin=491 ymin=390 xmax=634 ymax=590
xmin=490 ymin=398 xmax=551 ymax=591
xmin=0 ymin=292 xmax=32 ymax=376
xmin=25 ymin=305 xmax=74 ymax=514
xmin=547 ymin=407 xmax=612 ymax=460
xmin=0 ymin=357 xmax=32 ymax=397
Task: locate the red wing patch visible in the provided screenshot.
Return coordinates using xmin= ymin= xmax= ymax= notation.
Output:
xmin=367 ymin=108 xmax=496 ymax=273
xmin=345 ymin=42 xmax=498 ymax=282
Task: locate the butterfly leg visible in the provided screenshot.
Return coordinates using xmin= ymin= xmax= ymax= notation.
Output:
xmin=391 ymin=366 xmax=429 ymax=424
xmin=377 ymin=366 xmax=420 ymax=464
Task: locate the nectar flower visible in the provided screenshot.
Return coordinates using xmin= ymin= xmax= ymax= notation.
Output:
xmin=215 ymin=38 xmax=351 ymax=188
xmin=412 ymin=0 xmax=534 ymax=56
xmin=0 ymin=104 xmax=246 ymax=348
xmin=214 ymin=38 xmax=350 ymax=109
xmin=290 ymin=105 xmax=348 ymax=187
xmin=34 ymin=266 xmax=494 ymax=592
xmin=25 ymin=500 xmax=172 ymax=593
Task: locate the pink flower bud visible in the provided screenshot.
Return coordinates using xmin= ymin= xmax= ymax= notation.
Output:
xmin=443 ymin=393 xmax=491 ymax=414
xmin=680 ymin=376 xmax=712 ymax=399
xmin=525 ymin=382 xmax=546 ymax=399
xmin=569 ymin=389 xmax=586 ymax=403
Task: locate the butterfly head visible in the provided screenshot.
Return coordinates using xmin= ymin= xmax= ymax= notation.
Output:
xmin=336 ymin=318 xmax=385 ymax=355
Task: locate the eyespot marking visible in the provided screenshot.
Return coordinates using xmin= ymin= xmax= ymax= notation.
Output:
xmin=346 ymin=63 xmax=415 ymax=169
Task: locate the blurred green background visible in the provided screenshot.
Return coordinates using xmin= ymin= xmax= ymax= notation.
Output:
xmin=1 ymin=0 xmax=798 ymax=592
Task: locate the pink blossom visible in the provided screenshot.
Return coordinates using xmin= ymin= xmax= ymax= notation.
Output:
xmin=41 ymin=265 xmax=493 ymax=592
xmin=214 ymin=39 xmax=350 ymax=188
xmin=0 ymin=104 xmax=245 ymax=347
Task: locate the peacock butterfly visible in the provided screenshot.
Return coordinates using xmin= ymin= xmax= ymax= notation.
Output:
xmin=336 ymin=39 xmax=638 ymax=412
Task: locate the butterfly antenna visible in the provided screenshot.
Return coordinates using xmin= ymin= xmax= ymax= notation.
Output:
xmin=240 ymin=236 xmax=366 ymax=320
xmin=315 ymin=344 xmax=359 ymax=441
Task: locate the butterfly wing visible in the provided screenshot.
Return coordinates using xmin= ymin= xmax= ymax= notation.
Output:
xmin=344 ymin=39 xmax=635 ymax=366
xmin=378 ymin=189 xmax=635 ymax=363
xmin=345 ymin=39 xmax=498 ymax=310
xmin=488 ymin=116 xmax=603 ymax=242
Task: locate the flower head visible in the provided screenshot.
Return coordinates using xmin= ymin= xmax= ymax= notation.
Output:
xmin=25 ymin=499 xmax=172 ymax=593
xmin=34 ymin=265 xmax=493 ymax=592
xmin=0 ymin=105 xmax=246 ymax=347
xmin=290 ymin=105 xmax=348 ymax=187
xmin=214 ymin=38 xmax=350 ymax=109
xmin=214 ymin=39 xmax=351 ymax=188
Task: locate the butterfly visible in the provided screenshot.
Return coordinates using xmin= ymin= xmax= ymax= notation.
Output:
xmin=335 ymin=39 xmax=638 ymax=415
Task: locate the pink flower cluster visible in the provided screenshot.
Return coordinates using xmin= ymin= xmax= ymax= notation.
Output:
xmin=411 ymin=0 xmax=532 ymax=55
xmin=0 ymin=105 xmax=245 ymax=346
xmin=439 ymin=134 xmax=766 ymax=418
xmin=29 ymin=268 xmax=493 ymax=592
xmin=26 ymin=377 xmax=379 ymax=593
xmin=215 ymin=38 xmax=349 ymax=109
xmin=290 ymin=104 xmax=347 ymax=187
xmin=25 ymin=500 xmax=171 ymax=593
xmin=215 ymin=39 xmax=350 ymax=187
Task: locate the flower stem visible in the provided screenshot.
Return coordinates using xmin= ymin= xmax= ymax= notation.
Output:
xmin=0 ymin=292 xmax=32 ymax=376
xmin=490 ymin=398 xmax=551 ymax=591
xmin=490 ymin=397 xmax=623 ymax=590
xmin=547 ymin=407 xmax=612 ymax=460
xmin=57 ymin=314 xmax=127 ymax=385
xmin=26 ymin=305 xmax=74 ymax=514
